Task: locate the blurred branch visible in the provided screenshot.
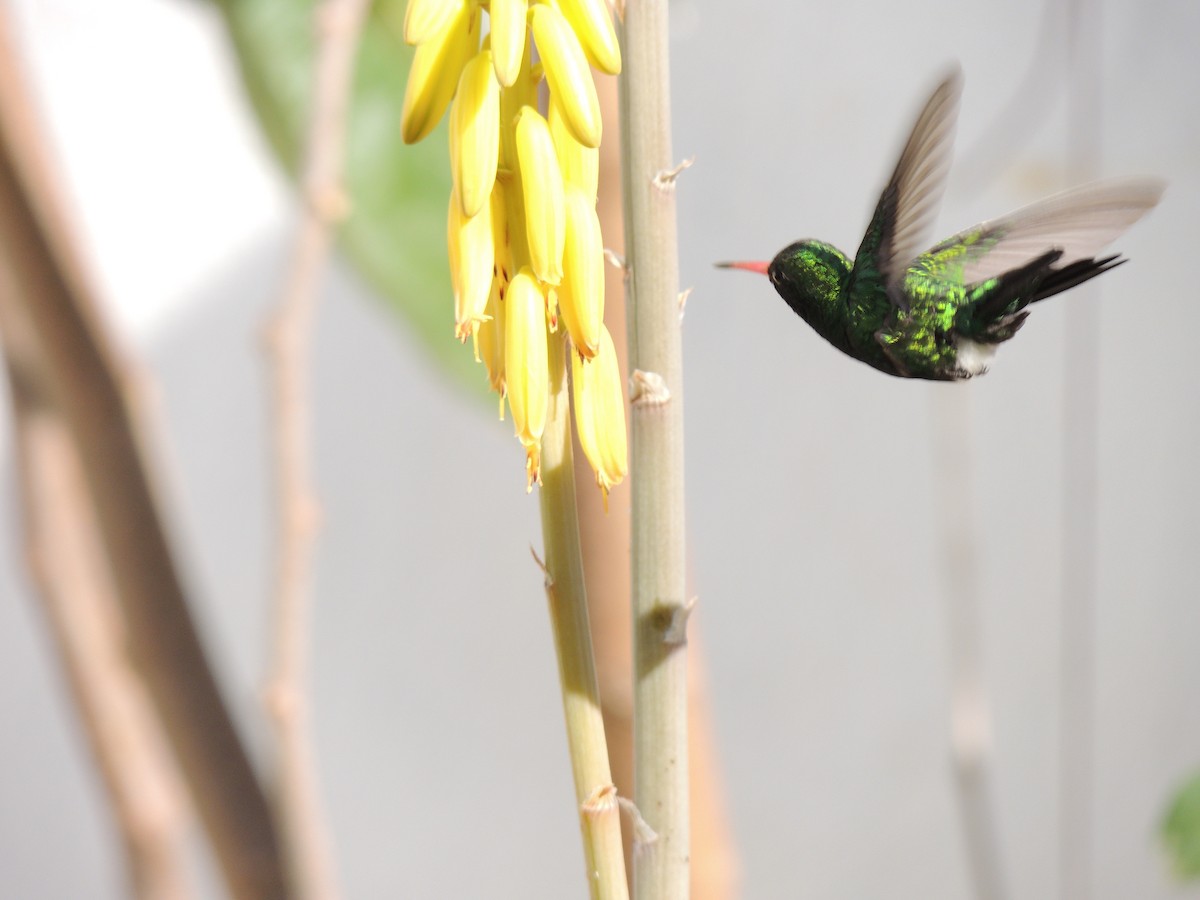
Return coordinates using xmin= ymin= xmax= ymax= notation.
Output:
xmin=262 ymin=1 xmax=371 ymax=897
xmin=684 ymin=633 xmax=740 ymax=899
xmin=2 ymin=313 xmax=193 ymax=900
xmin=952 ymin=0 xmax=1064 ymax=190
xmin=0 ymin=12 xmax=287 ymax=900
xmin=930 ymin=391 xmax=1008 ymax=900
xmin=1060 ymin=0 xmax=1103 ymax=897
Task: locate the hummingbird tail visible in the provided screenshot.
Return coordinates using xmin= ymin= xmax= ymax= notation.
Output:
xmin=963 ymin=250 xmax=1126 ymax=344
xmin=1026 ymin=253 xmax=1126 ymax=306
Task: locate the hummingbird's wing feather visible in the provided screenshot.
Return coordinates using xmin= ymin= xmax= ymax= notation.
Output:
xmin=852 ymin=67 xmax=963 ymax=306
xmin=913 ymin=178 xmax=1164 ymax=286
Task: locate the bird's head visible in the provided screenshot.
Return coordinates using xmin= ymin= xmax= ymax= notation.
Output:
xmin=717 ymin=240 xmax=851 ymax=327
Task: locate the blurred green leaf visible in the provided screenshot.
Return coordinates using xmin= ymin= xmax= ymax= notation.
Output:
xmin=1163 ymin=770 xmax=1200 ymax=880
xmin=215 ymin=0 xmax=481 ymax=392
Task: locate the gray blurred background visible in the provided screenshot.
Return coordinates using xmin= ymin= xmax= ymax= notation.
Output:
xmin=1 ymin=0 xmax=1198 ymax=897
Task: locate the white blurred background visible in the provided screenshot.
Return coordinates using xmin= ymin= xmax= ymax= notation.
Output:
xmin=1 ymin=0 xmax=1197 ymax=897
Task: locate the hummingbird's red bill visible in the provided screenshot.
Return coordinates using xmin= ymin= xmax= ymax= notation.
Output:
xmin=714 ymin=260 xmax=770 ymax=275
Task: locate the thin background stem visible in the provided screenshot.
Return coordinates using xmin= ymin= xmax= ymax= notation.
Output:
xmin=263 ymin=1 xmax=371 ymax=897
xmin=953 ymin=0 xmax=1064 ymax=191
xmin=930 ymin=390 xmax=1008 ymax=900
xmin=0 ymin=12 xmax=287 ymax=900
xmin=1060 ymin=0 xmax=1102 ymax=896
xmin=617 ymin=2 xmax=690 ymax=896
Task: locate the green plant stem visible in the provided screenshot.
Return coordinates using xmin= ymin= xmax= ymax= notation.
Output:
xmin=617 ymin=3 xmax=690 ymax=898
xmin=538 ymin=334 xmax=629 ymax=900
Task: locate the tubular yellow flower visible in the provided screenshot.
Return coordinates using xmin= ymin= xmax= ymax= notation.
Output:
xmin=450 ymin=49 xmax=501 ymax=218
xmin=490 ymin=179 xmax=513 ymax=287
xmin=553 ymin=0 xmax=621 ymax=75
xmin=403 ymin=3 xmax=629 ymax=887
xmin=488 ymin=0 xmax=528 ymax=88
xmin=404 ymin=0 xmax=464 ymax=45
xmin=447 ymin=187 xmax=494 ymax=343
xmin=529 ymin=4 xmax=601 ymax=148
xmin=549 ymin=97 xmax=598 ymax=200
xmin=478 ymin=275 xmax=507 ymax=407
xmin=545 ymin=285 xmax=559 ymax=334
xmin=506 ymin=268 xmax=549 ymax=488
xmin=559 ymin=187 xmax=604 ymax=358
xmin=571 ymin=325 xmax=627 ymax=496
xmin=514 ymin=106 xmax=566 ymax=286
xmin=401 ymin=0 xmax=479 ymax=145
xmin=400 ymin=0 xmax=621 ymax=497
xmin=478 ymin=182 xmax=509 ymax=402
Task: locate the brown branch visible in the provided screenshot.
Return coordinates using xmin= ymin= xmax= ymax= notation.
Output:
xmin=3 ymin=345 xmax=193 ymax=900
xmin=262 ymin=2 xmax=371 ymax=897
xmin=0 ymin=12 xmax=287 ymax=900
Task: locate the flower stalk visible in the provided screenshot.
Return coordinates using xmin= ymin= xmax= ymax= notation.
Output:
xmin=400 ymin=1 xmax=630 ymax=894
xmin=617 ymin=1 xmax=690 ymax=897
xmin=537 ymin=332 xmax=628 ymax=900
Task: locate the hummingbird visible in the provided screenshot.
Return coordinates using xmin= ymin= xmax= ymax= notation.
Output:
xmin=717 ymin=68 xmax=1163 ymax=380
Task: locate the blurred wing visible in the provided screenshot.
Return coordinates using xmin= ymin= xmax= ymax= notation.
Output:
xmin=915 ymin=178 xmax=1165 ymax=285
xmin=854 ymin=67 xmax=963 ymax=302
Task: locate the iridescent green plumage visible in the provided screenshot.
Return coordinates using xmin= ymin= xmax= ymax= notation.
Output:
xmin=721 ymin=69 xmax=1164 ymax=381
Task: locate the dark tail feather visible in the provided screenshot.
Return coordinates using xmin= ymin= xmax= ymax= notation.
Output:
xmin=1029 ymin=253 xmax=1125 ymax=305
xmin=970 ymin=250 xmax=1126 ymax=327
xmin=971 ymin=249 xmax=1062 ymax=323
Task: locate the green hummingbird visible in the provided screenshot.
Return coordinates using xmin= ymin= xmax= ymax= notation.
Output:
xmin=718 ymin=68 xmax=1163 ymax=380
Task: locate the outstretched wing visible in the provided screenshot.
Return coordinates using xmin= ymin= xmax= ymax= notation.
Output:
xmin=911 ymin=178 xmax=1165 ymax=287
xmin=851 ymin=67 xmax=963 ymax=306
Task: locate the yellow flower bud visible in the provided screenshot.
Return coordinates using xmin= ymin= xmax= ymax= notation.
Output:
xmin=514 ymin=106 xmax=565 ymax=286
xmin=404 ymin=0 xmax=464 ymax=45
xmin=572 ymin=326 xmax=627 ymax=496
xmin=401 ymin=0 xmax=479 ymax=145
xmin=559 ymin=187 xmax=604 ymax=358
xmin=447 ymin=187 xmax=494 ymax=343
xmin=554 ymin=0 xmax=621 ymax=75
xmin=506 ymin=268 xmax=549 ymax=489
xmin=529 ymin=4 xmax=601 ymax=148
xmin=449 ymin=50 xmax=500 ymax=218
xmin=549 ymin=96 xmax=598 ymax=199
xmin=489 ymin=0 xmax=528 ymax=88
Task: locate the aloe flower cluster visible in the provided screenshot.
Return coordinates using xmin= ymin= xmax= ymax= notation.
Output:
xmin=401 ymin=0 xmax=627 ymax=496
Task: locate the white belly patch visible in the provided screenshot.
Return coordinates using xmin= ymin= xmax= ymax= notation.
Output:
xmin=954 ymin=338 xmax=996 ymax=377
